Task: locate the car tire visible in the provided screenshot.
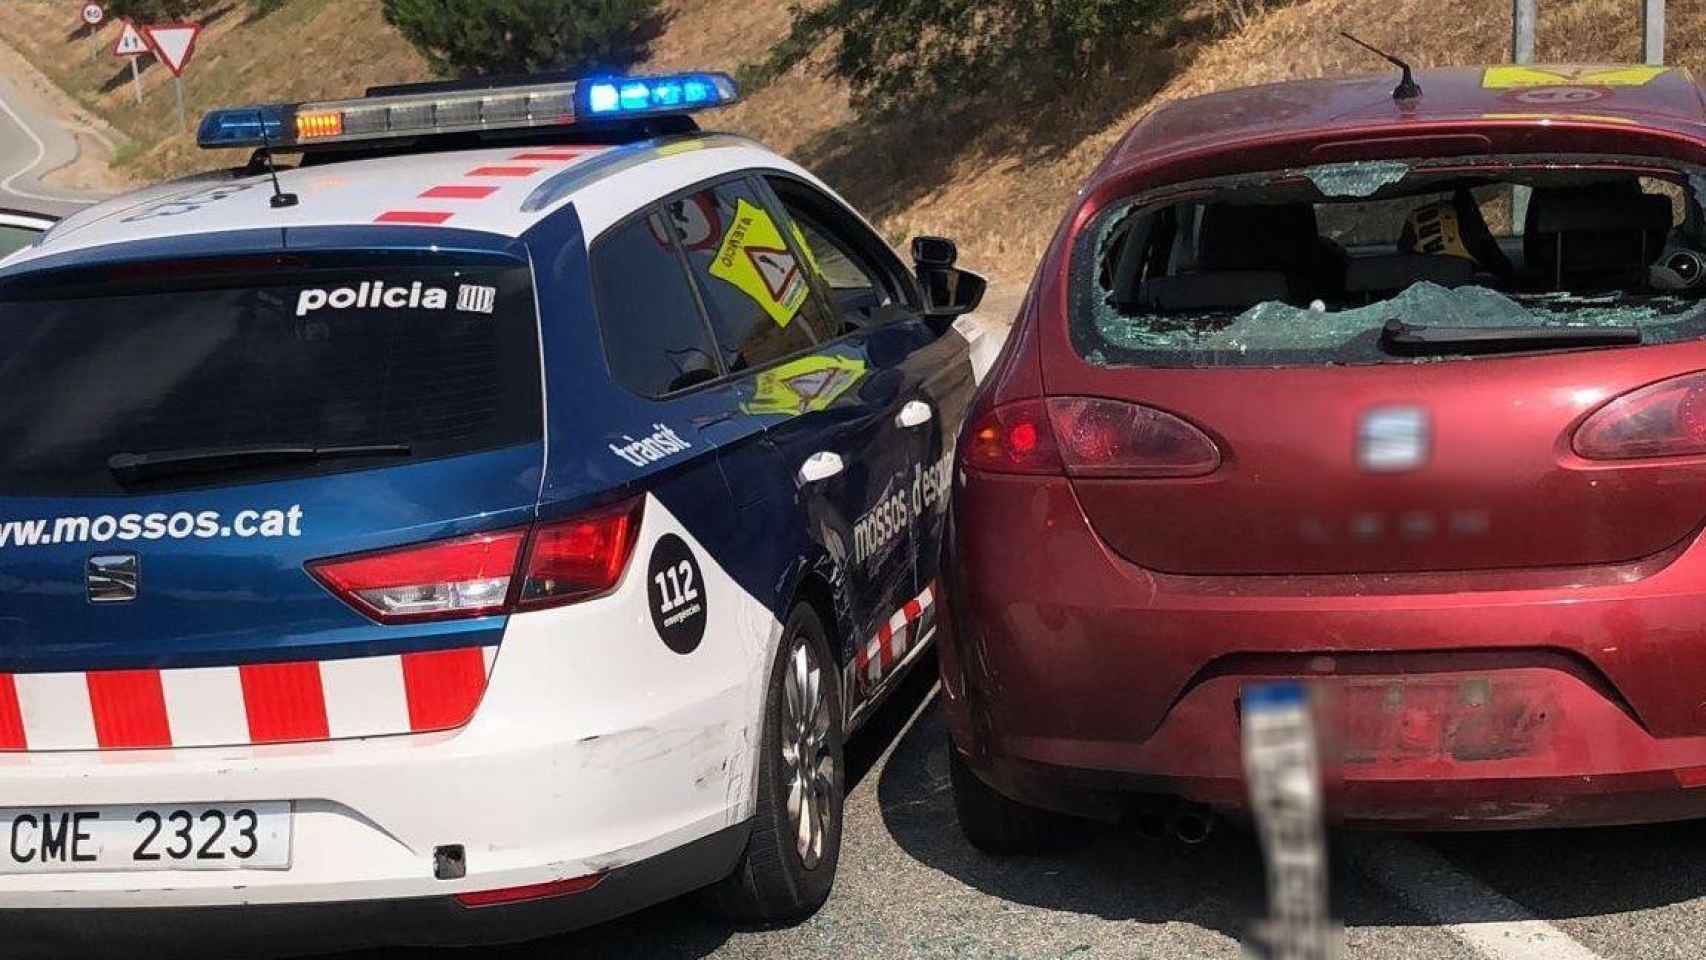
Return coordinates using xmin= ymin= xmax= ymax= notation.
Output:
xmin=949 ymin=744 xmax=1086 ymax=855
xmin=710 ymin=602 xmax=845 ymax=924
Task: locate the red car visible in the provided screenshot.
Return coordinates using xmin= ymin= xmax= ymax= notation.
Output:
xmin=942 ymin=63 xmax=1706 ymax=845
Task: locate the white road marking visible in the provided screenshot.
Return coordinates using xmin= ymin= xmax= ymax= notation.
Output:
xmin=1356 ymin=835 xmax=1606 ymax=960
xmin=0 ymin=83 xmax=74 ymax=204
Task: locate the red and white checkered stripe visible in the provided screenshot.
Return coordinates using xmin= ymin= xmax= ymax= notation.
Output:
xmin=0 ymin=646 xmax=497 ymax=752
xmin=374 ymin=149 xmax=594 ymax=225
xmin=854 ymin=582 xmax=937 ymax=695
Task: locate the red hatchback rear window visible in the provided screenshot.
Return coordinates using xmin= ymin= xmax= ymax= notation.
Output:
xmin=1070 ymin=157 xmax=1706 ymax=367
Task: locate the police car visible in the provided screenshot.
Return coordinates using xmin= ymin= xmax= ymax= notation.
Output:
xmin=0 ymin=72 xmax=982 ymax=953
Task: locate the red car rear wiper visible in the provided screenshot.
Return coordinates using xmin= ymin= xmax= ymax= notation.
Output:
xmin=1378 ymin=318 xmax=1641 ymax=356
xmin=108 ymin=443 xmax=413 ymax=484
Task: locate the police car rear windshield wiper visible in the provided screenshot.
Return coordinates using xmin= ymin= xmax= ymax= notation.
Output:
xmin=1378 ymin=318 xmax=1641 ymax=356
xmin=108 ymin=443 xmax=413 ymax=484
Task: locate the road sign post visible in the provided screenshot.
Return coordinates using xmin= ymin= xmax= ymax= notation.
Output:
xmin=82 ymin=4 xmax=105 ymax=63
xmin=1644 ymin=0 xmax=1666 ymax=64
xmin=141 ymin=23 xmax=202 ymax=132
xmin=112 ymin=20 xmax=149 ymax=106
xmin=1511 ymin=0 xmax=1536 ymax=63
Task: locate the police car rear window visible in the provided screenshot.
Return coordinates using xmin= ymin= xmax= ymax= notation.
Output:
xmin=0 ymin=263 xmax=541 ymax=496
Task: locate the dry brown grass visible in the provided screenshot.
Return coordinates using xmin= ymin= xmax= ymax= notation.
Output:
xmin=3 ymin=0 xmax=1703 ymax=286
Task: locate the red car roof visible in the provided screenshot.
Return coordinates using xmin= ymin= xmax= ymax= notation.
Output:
xmin=1105 ymin=64 xmax=1706 ymax=180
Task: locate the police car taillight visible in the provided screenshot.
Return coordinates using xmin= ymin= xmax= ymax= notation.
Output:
xmin=309 ymin=530 xmax=526 ymax=624
xmin=515 ymin=497 xmax=643 ymax=609
xmin=197 ymin=72 xmax=738 ymax=150
xmin=307 ymin=498 xmax=644 ymax=624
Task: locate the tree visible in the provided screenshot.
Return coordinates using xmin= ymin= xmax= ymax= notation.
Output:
xmin=382 ymin=0 xmax=664 ymax=78
xmin=755 ymin=0 xmax=1172 ymax=112
xmin=105 ymin=0 xmax=203 ymax=21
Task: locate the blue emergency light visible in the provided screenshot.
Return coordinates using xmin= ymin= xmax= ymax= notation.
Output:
xmin=196 ymin=72 xmax=739 ymax=150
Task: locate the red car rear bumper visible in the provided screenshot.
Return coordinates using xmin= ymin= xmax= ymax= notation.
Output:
xmin=941 ymin=473 xmax=1706 ymax=829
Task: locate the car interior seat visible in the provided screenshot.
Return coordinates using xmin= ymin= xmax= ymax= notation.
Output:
xmin=1134 ymin=202 xmax=1330 ymax=311
xmin=1524 ymin=181 xmax=1671 ymax=291
xmin=1343 ymin=188 xmax=1512 ymax=299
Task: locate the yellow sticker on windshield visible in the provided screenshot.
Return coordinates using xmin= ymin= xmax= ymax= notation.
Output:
xmin=1482 ymin=65 xmax=1669 ymax=89
xmin=709 ymin=199 xmax=810 ymax=328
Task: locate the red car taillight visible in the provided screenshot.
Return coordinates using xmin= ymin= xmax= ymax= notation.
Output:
xmin=1574 ymin=372 xmax=1706 ymax=460
xmin=964 ymin=398 xmax=1063 ymax=474
xmin=308 ymin=498 xmax=644 ymax=624
xmin=963 ymin=397 xmax=1220 ymax=478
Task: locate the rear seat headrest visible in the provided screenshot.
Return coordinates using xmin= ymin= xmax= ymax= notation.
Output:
xmin=1198 ymin=203 xmax=1321 ymax=273
xmin=1524 ymin=182 xmax=1671 ymax=286
xmin=1525 ymin=182 xmax=1672 ymax=236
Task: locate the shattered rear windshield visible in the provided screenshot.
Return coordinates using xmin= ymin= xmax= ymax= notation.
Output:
xmin=1070 ymin=157 xmax=1706 ymax=367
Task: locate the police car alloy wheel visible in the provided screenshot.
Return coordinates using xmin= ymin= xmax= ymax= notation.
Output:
xmin=782 ymin=631 xmax=835 ymax=869
xmin=712 ymin=603 xmax=844 ymax=922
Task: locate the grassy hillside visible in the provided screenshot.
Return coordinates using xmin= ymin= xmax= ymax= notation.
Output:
xmin=0 ymin=0 xmax=432 ymax=182
xmin=1 ymin=0 xmax=1698 ymax=285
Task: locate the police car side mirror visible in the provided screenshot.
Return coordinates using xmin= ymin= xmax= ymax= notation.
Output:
xmin=912 ymin=236 xmax=958 ymax=269
xmin=912 ymin=236 xmax=986 ymax=322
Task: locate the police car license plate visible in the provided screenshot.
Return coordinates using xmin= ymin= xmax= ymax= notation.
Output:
xmin=0 ymin=802 xmax=291 ymax=874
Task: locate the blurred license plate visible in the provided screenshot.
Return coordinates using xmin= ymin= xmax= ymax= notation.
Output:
xmin=1339 ymin=676 xmax=1556 ymax=764
xmin=0 ymin=802 xmax=290 ymax=874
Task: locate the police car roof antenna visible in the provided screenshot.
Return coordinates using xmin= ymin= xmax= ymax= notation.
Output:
xmin=1339 ymin=31 xmax=1421 ymax=100
xmin=257 ymin=138 xmax=298 ymax=210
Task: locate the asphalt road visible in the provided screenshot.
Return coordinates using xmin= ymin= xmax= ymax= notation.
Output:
xmin=0 ymin=65 xmax=104 ymax=218
xmin=323 ymin=651 xmax=1706 ymax=960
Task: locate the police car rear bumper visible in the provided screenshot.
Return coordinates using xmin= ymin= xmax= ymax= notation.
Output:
xmin=1 ymin=823 xmax=749 ymax=959
xmin=0 ymin=502 xmax=771 ymax=937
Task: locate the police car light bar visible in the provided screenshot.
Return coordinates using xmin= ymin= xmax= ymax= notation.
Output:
xmin=196 ymin=72 xmax=739 ymax=150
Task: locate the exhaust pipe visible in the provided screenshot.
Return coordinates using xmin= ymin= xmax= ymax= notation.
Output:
xmin=1169 ymin=804 xmax=1215 ymax=845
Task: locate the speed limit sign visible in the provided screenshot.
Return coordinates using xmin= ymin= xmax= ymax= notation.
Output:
xmin=82 ymin=4 xmax=105 ymax=26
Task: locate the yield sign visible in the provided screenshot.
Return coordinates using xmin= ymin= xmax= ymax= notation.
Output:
xmin=141 ymin=22 xmax=202 ymax=77
xmin=111 ymin=19 xmax=149 ymax=57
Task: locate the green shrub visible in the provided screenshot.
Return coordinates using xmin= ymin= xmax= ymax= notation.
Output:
xmin=756 ymin=0 xmax=1173 ymax=111
xmin=105 ymin=0 xmax=203 ymax=21
xmin=382 ymin=0 xmax=664 ymax=78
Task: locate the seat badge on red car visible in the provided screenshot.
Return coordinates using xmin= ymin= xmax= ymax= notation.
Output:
xmin=1357 ymin=406 xmax=1429 ymax=473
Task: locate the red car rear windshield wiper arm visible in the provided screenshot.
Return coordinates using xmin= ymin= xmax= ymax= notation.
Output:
xmin=1378 ymin=318 xmax=1641 ymax=356
xmin=108 ymin=443 xmax=413 ymax=484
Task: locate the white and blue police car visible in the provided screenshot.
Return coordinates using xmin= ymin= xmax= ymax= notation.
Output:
xmin=0 ymin=71 xmax=984 ymax=954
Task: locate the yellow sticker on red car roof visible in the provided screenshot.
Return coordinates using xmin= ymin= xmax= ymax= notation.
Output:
xmin=1482 ymin=65 xmax=1669 ymax=89
xmin=709 ymin=198 xmax=810 ymax=328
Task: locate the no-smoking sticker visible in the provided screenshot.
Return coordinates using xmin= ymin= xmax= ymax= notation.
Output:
xmin=647 ymin=533 xmax=707 ymax=655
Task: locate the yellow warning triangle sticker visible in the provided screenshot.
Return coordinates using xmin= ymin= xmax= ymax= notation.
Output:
xmin=709 ymin=198 xmax=810 ymax=327
xmin=1483 ymin=65 xmax=1669 ymax=89
xmin=747 ymin=245 xmax=800 ymax=301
